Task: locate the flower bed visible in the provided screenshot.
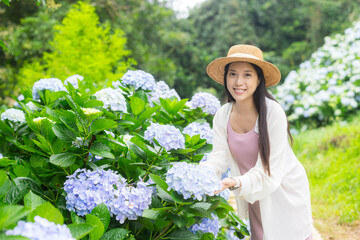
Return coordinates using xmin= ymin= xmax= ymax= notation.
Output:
xmin=0 ymin=70 xmax=249 ymax=239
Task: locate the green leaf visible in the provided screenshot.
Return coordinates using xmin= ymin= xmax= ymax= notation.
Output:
xmin=0 ymin=40 xmax=9 ymax=52
xmin=99 ymin=228 xmax=131 ymax=240
xmin=171 ymin=148 xmax=196 ymax=154
xmin=1 ymin=0 xmax=10 ymax=7
xmin=52 ymin=123 xmax=76 ymax=141
xmin=91 ymin=119 xmax=117 ymax=132
xmin=5 ymin=184 xmax=28 ymax=204
xmin=171 ymin=214 xmax=188 ymax=228
xmin=13 ymin=165 xmax=30 ymax=177
xmin=41 ymin=118 xmax=56 ymax=142
xmin=50 ymin=153 xmax=77 ymax=167
xmin=124 ymin=140 xmax=147 ymax=160
xmin=116 ymin=119 xmax=135 ymax=126
xmin=0 ymin=158 xmax=14 ymax=167
xmin=0 ymin=120 xmax=13 ymax=135
xmin=201 ymin=233 xmax=215 ymax=240
xmin=149 ymin=174 xmax=169 ymax=192
xmin=167 ymin=229 xmax=199 ymax=240
xmin=0 ymin=234 xmax=30 ymax=240
xmin=18 ymin=145 xmax=48 ymax=157
xmin=0 ymin=205 xmax=31 ymax=229
xmin=142 ymin=209 xmax=166 ymax=220
xmin=0 ymin=171 xmax=11 ymax=197
xmin=14 ymin=177 xmax=42 ymax=194
xmin=29 ymin=202 xmax=64 ymax=225
xmin=89 ymin=142 xmax=114 ymax=159
xmin=71 ymin=211 xmax=85 ymax=224
xmin=156 ymin=187 xmax=174 ymax=203
xmin=130 ymin=96 xmax=146 ymax=116
xmin=86 ymin=214 xmax=105 ymax=240
xmin=190 ymin=134 xmax=201 ymax=146
xmin=138 ymin=106 xmax=160 ymax=121
xmin=90 ymin=203 xmax=110 ymax=231
xmin=68 ymin=223 xmax=94 ymax=239
xmin=24 ymin=191 xmax=46 ymax=212
xmin=83 ymin=100 xmax=104 ymax=108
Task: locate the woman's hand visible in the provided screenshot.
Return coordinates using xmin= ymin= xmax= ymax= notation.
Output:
xmin=214 ymin=177 xmax=237 ymax=194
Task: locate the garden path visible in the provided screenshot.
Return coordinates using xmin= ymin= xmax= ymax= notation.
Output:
xmin=227 ymin=192 xmax=323 ymax=240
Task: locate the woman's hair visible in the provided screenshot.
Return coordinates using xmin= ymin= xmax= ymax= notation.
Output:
xmin=224 ymin=63 xmax=293 ymax=176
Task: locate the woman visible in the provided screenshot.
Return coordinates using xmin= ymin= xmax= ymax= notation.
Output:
xmin=202 ymin=45 xmax=313 ymax=239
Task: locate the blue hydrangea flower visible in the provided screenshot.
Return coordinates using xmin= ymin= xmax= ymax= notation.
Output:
xmin=148 ymin=81 xmax=180 ymax=106
xmin=94 ymin=88 xmax=127 ymax=112
xmin=0 ymin=153 xmax=3 ymax=159
xmin=219 ymin=188 xmax=230 ymax=200
xmin=1 ymin=108 xmax=26 ymax=123
xmin=64 ymin=168 xmax=127 ymax=216
xmin=109 ymin=181 xmax=153 ymax=224
xmin=121 ymin=70 xmax=156 ymax=91
xmin=144 ymin=123 xmax=185 ymax=151
xmin=226 ymin=228 xmax=241 ymax=240
xmin=187 ymin=92 xmax=221 ymax=115
xmin=32 ymin=78 xmax=67 ymax=101
xmin=189 ymin=213 xmax=221 ymax=237
xmin=183 ymin=122 xmax=213 ymax=144
xmin=6 ymin=216 xmax=75 ymax=240
xmin=64 ymin=74 xmax=84 ymax=89
xmin=166 ymin=162 xmax=221 ymax=201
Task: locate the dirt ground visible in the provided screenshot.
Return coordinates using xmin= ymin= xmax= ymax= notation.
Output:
xmin=315 ymin=218 xmax=360 ymax=240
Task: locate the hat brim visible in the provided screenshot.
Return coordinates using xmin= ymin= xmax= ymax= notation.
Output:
xmin=206 ymin=57 xmax=281 ymax=87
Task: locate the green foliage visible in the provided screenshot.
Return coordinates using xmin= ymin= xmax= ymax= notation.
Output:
xmin=294 ymin=113 xmax=360 ymax=223
xmin=16 ymin=1 xmax=135 ymax=89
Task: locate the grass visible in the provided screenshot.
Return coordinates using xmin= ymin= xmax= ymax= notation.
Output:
xmin=293 ymin=112 xmax=360 ymax=224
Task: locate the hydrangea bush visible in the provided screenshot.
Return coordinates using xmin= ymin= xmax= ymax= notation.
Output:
xmin=0 ymin=69 xmax=249 ymax=240
xmin=274 ymin=20 xmax=360 ymax=130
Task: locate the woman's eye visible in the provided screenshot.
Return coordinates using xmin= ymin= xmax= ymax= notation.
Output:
xmin=245 ymin=73 xmax=251 ymax=77
xmin=229 ymin=72 xmax=236 ymax=77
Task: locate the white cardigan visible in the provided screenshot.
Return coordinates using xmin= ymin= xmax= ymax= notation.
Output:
xmin=201 ymin=98 xmax=313 ymax=240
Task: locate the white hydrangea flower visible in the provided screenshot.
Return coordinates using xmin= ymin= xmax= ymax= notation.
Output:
xmin=64 ymin=74 xmax=84 ymax=89
xmin=1 ymin=109 xmax=26 ymax=123
xmin=32 ymin=78 xmax=66 ymax=101
xmin=94 ymin=88 xmax=127 ymax=112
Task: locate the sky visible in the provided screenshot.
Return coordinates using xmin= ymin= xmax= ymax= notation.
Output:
xmin=170 ymin=0 xmax=206 ymax=18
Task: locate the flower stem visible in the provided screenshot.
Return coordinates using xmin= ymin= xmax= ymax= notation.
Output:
xmin=153 ymin=221 xmax=173 ymax=240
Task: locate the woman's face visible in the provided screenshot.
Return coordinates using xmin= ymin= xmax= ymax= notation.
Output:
xmin=226 ymin=61 xmax=260 ymax=103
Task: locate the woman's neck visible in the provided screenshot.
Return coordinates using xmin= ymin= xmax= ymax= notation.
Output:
xmin=232 ymin=99 xmax=258 ymax=117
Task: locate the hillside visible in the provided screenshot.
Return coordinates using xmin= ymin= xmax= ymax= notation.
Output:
xmin=293 ymin=113 xmax=360 ymax=239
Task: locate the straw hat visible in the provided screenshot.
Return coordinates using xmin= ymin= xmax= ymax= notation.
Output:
xmin=206 ymin=44 xmax=281 ymax=87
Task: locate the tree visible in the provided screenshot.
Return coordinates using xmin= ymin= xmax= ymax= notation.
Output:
xmin=15 ymin=1 xmax=134 ymax=89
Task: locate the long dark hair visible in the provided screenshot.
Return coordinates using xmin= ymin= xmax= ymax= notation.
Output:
xmin=224 ymin=63 xmax=293 ymax=176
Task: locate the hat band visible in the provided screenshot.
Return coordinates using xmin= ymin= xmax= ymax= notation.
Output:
xmin=227 ymin=53 xmax=261 ymax=60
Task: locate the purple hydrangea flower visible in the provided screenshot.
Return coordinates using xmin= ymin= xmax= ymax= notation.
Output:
xmin=1 ymin=108 xmax=26 ymax=123
xmin=94 ymin=88 xmax=127 ymax=112
xmin=121 ymin=70 xmax=156 ymax=91
xmin=187 ymin=92 xmax=220 ymax=115
xmin=6 ymin=216 xmax=75 ymax=240
xmin=32 ymin=78 xmax=66 ymax=101
xmin=183 ymin=122 xmax=213 ymax=144
xmin=166 ymin=162 xmax=221 ymax=201
xmin=109 ymin=181 xmax=153 ymax=224
xmin=64 ymin=74 xmax=84 ymax=89
xmin=189 ymin=213 xmax=221 ymax=237
xmin=64 ymin=168 xmax=127 ymax=216
xmin=144 ymin=123 xmax=185 ymax=151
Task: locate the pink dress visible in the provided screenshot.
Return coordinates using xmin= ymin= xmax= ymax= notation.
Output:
xmin=227 ymin=120 xmax=312 ymax=240
xmin=227 ymin=120 xmax=263 ymax=240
